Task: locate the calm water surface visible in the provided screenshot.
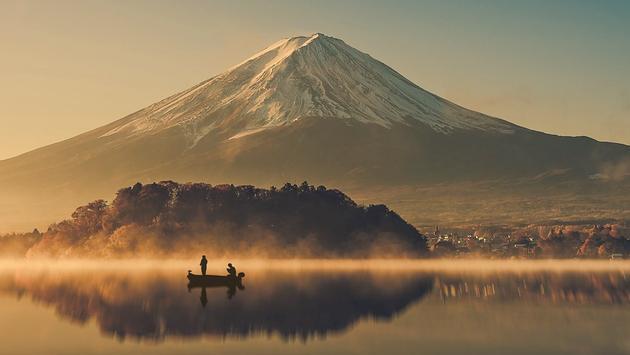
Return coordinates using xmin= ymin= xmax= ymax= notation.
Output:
xmin=0 ymin=260 xmax=629 ymax=355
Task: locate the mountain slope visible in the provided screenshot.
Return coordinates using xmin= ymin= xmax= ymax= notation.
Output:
xmin=0 ymin=33 xmax=628 ymax=231
xmin=98 ymin=33 xmax=516 ymax=143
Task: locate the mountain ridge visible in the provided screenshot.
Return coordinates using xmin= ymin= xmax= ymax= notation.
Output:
xmin=96 ymin=33 xmax=518 ymax=147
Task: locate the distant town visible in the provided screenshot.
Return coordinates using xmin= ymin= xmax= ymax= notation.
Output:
xmin=425 ymin=223 xmax=629 ymax=259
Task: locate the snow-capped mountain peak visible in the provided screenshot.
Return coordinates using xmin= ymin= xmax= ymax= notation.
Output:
xmin=102 ymin=33 xmax=515 ymax=143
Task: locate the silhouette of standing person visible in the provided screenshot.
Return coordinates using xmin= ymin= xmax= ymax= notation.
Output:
xmin=200 ymin=255 xmax=208 ymax=276
xmin=200 ymin=287 xmax=208 ymax=307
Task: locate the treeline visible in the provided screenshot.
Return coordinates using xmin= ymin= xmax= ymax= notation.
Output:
xmin=0 ymin=229 xmax=42 ymax=257
xmin=575 ymin=225 xmax=629 ymax=257
xmin=15 ymin=181 xmax=428 ymax=258
xmin=487 ymin=224 xmax=628 ymax=258
xmin=521 ymin=224 xmax=630 ymax=258
xmin=426 ymin=223 xmax=630 ymax=259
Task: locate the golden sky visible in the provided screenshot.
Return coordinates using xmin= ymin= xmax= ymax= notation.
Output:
xmin=1 ymin=0 xmax=629 ymax=159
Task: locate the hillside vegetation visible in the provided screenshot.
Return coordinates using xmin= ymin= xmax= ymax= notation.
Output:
xmin=1 ymin=181 xmax=428 ymax=258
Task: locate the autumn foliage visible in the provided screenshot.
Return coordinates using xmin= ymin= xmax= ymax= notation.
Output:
xmin=13 ymin=181 xmax=428 ymax=258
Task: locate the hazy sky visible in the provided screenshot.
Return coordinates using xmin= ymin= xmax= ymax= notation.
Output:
xmin=1 ymin=0 xmax=629 ymax=159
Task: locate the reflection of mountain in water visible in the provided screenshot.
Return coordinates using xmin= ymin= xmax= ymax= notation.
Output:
xmin=1 ymin=271 xmax=433 ymax=341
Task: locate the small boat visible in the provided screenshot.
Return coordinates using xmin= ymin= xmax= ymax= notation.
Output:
xmin=187 ymin=270 xmax=245 ymax=288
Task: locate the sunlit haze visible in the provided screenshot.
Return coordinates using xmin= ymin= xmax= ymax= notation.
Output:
xmin=1 ymin=0 xmax=629 ymax=159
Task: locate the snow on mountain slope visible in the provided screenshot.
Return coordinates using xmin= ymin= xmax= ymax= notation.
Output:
xmin=102 ymin=33 xmax=516 ymax=145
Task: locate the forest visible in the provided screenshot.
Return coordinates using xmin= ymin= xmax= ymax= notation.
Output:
xmin=0 ymin=181 xmax=428 ymax=258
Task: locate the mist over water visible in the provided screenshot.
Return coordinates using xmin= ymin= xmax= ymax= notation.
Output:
xmin=0 ymin=260 xmax=629 ymax=354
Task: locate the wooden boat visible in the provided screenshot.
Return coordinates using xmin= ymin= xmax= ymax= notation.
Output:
xmin=187 ymin=270 xmax=245 ymax=288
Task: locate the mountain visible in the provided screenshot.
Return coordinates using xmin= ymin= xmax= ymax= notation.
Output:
xmin=1 ymin=33 xmax=629 ymax=231
xmin=101 ymin=33 xmax=515 ymax=140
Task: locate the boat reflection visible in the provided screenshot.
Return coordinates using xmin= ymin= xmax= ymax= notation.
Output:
xmin=187 ymin=273 xmax=246 ymax=302
xmin=190 ymin=283 xmax=244 ymax=304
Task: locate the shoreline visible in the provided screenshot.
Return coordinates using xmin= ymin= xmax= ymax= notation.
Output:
xmin=1 ymin=258 xmax=629 ymax=272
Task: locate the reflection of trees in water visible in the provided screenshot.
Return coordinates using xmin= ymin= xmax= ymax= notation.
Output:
xmin=3 ymin=270 xmax=627 ymax=343
xmin=435 ymin=272 xmax=630 ymax=304
xmin=1 ymin=271 xmax=433 ymax=342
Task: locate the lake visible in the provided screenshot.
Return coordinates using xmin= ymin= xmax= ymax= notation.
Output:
xmin=0 ymin=260 xmax=628 ymax=355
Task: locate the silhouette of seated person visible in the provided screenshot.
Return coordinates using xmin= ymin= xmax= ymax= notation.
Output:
xmin=227 ymin=284 xmax=237 ymax=299
xmin=227 ymin=263 xmax=237 ymax=278
xmin=200 ymin=255 xmax=208 ymax=276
